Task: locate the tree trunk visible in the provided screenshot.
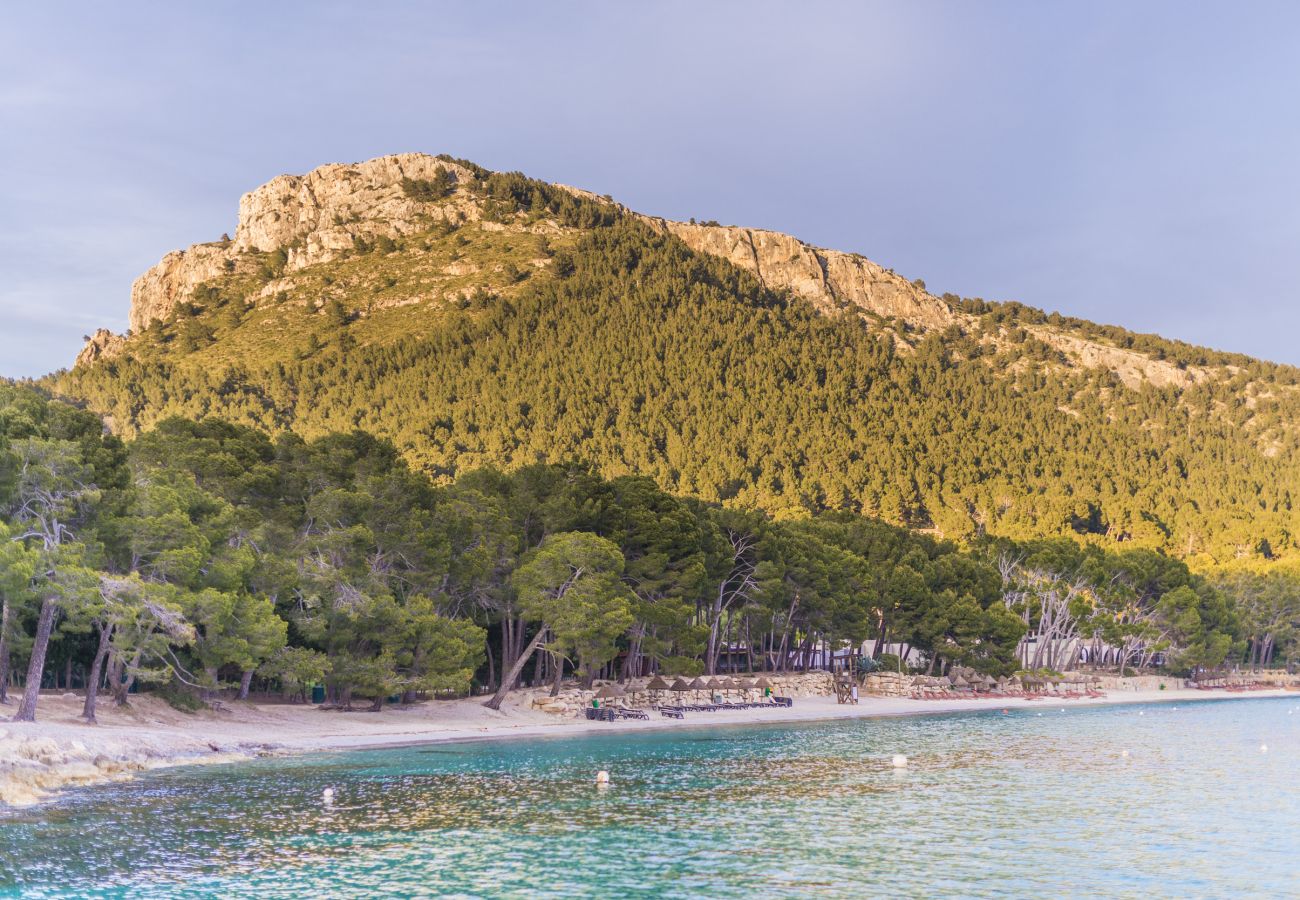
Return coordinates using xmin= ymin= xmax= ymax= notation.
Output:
xmin=0 ymin=593 xmax=10 ymax=704
xmin=485 ymin=638 xmax=497 ymax=691
xmin=532 ymin=640 xmax=546 ymax=688
xmin=484 ymin=626 xmax=549 ymax=710
xmin=82 ymin=623 xmax=113 ymax=722
xmin=15 ymin=596 xmax=58 ymax=722
xmin=550 ymin=652 xmax=565 ymax=696
xmin=237 ymin=669 xmax=254 ymax=701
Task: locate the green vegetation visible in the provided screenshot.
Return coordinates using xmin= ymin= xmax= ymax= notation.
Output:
xmin=3 ymin=385 xmax=1286 ymax=721
xmin=56 ymin=213 xmax=1300 ymax=564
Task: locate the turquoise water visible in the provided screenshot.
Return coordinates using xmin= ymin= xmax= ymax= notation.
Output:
xmin=2 ymin=697 xmax=1297 ymax=898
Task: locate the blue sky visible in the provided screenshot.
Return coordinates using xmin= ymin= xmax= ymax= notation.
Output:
xmin=3 ymin=1 xmax=1300 ymax=377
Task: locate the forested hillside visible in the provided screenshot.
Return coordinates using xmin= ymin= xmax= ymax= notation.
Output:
xmin=6 ymin=384 xmax=1284 ymax=724
xmin=52 ymin=154 xmax=1300 ymax=565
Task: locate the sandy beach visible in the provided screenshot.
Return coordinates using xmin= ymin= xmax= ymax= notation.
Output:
xmin=3 ymin=682 xmax=1294 ymax=807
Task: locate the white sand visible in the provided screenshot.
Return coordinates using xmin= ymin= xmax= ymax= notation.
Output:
xmin=3 ymin=685 xmax=1293 ymax=806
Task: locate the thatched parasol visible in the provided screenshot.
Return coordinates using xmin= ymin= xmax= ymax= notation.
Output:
xmin=646 ymin=675 xmax=671 ymax=691
xmin=689 ymin=677 xmax=709 ymax=691
xmin=755 ymin=677 xmax=773 ymax=689
xmin=670 ymin=677 xmax=693 ymax=692
xmin=594 ymin=683 xmax=626 ymax=699
xmin=736 ymin=678 xmax=756 ymax=690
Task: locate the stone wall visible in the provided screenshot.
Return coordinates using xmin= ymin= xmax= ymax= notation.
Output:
xmin=523 ymin=671 xmax=835 ymax=718
xmin=861 ymin=671 xmax=912 ymax=697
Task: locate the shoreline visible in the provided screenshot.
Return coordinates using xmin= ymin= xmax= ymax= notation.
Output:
xmin=3 ymin=685 xmax=1294 ymax=807
xmin=340 ymin=685 xmax=1298 ymax=751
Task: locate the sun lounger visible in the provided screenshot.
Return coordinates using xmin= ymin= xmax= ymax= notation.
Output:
xmin=658 ymin=706 xmax=684 ymax=718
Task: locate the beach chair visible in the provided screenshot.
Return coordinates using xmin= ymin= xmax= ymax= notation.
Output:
xmin=658 ymin=706 xmax=684 ymax=719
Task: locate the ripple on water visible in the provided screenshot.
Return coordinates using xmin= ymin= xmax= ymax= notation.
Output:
xmin=1 ymin=697 xmax=1297 ymax=898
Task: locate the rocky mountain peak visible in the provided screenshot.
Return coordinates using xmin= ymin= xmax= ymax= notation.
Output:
xmin=114 ymin=153 xmax=954 ymax=341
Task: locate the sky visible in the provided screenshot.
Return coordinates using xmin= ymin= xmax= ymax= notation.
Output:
xmin=3 ymin=1 xmax=1300 ymax=377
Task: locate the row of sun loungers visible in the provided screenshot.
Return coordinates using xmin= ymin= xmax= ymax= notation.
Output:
xmin=586 ymin=697 xmax=794 ymax=722
xmin=584 ymin=707 xmax=650 ymax=721
xmin=1193 ymin=679 xmax=1274 ymax=692
xmin=657 ymin=697 xmax=793 ymax=716
xmin=910 ymin=688 xmax=1104 ymax=700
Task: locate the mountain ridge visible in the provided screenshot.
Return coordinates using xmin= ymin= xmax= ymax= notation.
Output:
xmin=55 ymin=152 xmax=1300 ymax=564
xmin=82 ymin=153 xmax=1209 ymax=390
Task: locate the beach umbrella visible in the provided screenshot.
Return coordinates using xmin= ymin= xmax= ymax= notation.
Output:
xmin=594 ymin=684 xmax=626 ymax=699
xmin=646 ymin=676 xmax=671 ymax=691
xmin=689 ymin=677 xmax=709 ymax=690
xmin=951 ymin=674 xmax=970 ymax=688
xmin=670 ymin=677 xmax=692 ymax=692
xmin=736 ymin=678 xmax=756 ymax=689
xmin=704 ymin=677 xmax=724 ymax=690
xmin=755 ymin=677 xmax=773 ymax=689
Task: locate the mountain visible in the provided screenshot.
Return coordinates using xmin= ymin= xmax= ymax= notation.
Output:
xmin=53 ymin=153 xmax=1300 ymax=564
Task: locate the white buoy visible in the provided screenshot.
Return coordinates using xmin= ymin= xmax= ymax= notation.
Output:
xmin=1139 ymin=711 xmax=1144 ymax=716
xmin=1260 ymin=744 xmax=1268 ymax=753
xmin=891 ymin=754 xmax=908 ymax=768
xmin=322 ymin=787 xmax=334 ymax=805
xmin=1121 ymin=749 xmax=1130 ymax=758
xmin=595 ymin=770 xmax=610 ymax=784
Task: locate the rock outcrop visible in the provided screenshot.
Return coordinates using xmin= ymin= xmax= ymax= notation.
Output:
xmin=651 ymin=221 xmax=954 ymax=327
xmin=74 ymin=328 xmax=128 ymax=367
xmin=128 ymin=244 xmax=232 ymax=334
xmin=233 ymin=154 xmax=480 ymax=262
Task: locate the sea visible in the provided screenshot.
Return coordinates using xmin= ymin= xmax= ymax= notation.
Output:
xmin=1 ymin=696 xmax=1297 ymax=898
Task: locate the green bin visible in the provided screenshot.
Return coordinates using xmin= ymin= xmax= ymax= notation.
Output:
xmin=311 ymin=684 xmax=326 ymax=704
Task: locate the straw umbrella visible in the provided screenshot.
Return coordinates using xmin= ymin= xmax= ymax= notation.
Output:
xmin=646 ymin=675 xmax=670 ymax=704
xmin=755 ymin=676 xmax=773 ymax=699
xmin=594 ymin=683 xmax=625 ymax=704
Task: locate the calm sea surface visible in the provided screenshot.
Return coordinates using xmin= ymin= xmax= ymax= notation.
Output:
xmin=1 ymin=697 xmax=1297 ymax=898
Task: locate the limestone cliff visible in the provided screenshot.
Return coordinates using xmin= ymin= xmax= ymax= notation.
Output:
xmin=126 ymin=154 xmax=481 ymax=333
xmin=651 ymin=220 xmax=952 ymax=327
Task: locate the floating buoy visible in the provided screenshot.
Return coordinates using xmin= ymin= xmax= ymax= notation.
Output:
xmin=322 ymin=787 xmax=334 ymax=805
xmin=595 ymin=770 xmax=610 ymax=784
xmin=1139 ymin=711 xmax=1144 ymax=716
xmin=1260 ymin=744 xmax=1268 ymax=753
xmin=1121 ymin=750 xmax=1130 ymax=758
xmin=891 ymin=754 xmax=908 ymax=768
